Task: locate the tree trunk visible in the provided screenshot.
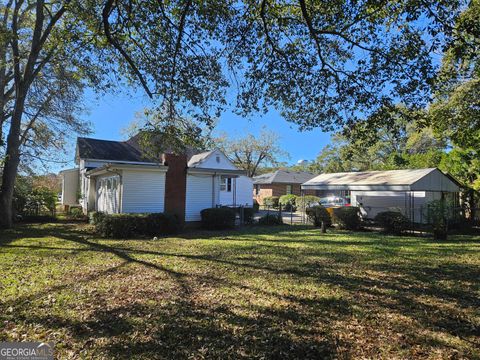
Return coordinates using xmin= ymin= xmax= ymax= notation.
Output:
xmin=0 ymin=90 xmax=26 ymax=228
xmin=468 ymin=188 xmax=476 ymax=224
xmin=321 ymin=221 xmax=326 ymax=233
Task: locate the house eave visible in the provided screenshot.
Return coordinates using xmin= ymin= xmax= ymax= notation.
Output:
xmin=187 ymin=168 xmax=246 ymax=177
xmin=81 ymin=158 xmax=163 ymax=166
xmin=87 ymin=163 xmax=168 ymax=177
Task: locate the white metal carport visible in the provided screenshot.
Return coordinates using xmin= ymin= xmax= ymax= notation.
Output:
xmin=301 ymin=168 xmax=461 ymax=223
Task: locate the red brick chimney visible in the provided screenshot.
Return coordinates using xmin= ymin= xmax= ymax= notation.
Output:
xmin=164 ymin=153 xmax=187 ymax=222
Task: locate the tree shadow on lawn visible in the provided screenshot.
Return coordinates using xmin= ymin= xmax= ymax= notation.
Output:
xmin=2 ymin=223 xmax=479 ymax=358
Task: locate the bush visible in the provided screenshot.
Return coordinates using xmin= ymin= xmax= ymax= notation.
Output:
xmin=200 ymin=208 xmax=236 ymax=230
xmin=263 ymin=196 xmax=280 ymax=208
xmin=332 ymin=206 xmax=362 ymax=230
xmin=306 ymin=205 xmax=332 ymax=228
xmin=89 ymin=211 xmax=106 ymax=225
xmin=374 ymin=211 xmax=409 ymax=234
xmin=424 ymin=200 xmax=450 ymax=240
xmin=95 ymin=212 xmax=181 ymax=238
xmin=141 ymin=213 xmax=180 ymax=236
xmin=95 ymin=214 xmax=137 ymax=238
xmin=253 ymin=200 xmax=260 ymax=213
xmin=243 ymin=207 xmax=255 ymax=224
xmin=65 ymin=207 xmax=87 ymax=222
xmin=296 ymin=196 xmax=320 ymax=212
xmin=258 ymin=214 xmax=283 ymax=225
xmin=279 ymin=194 xmax=297 ymax=212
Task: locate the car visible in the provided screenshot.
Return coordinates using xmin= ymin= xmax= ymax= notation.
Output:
xmin=317 ymin=196 xmax=351 ymax=208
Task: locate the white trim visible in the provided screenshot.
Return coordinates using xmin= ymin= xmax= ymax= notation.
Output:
xmin=81 ymin=158 xmax=162 ymax=166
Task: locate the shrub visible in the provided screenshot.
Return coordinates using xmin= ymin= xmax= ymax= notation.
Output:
xmin=200 ymin=208 xmax=236 ymax=230
xmin=253 ymin=200 xmax=260 ymax=213
xmin=296 ymin=196 xmax=320 ymax=212
xmin=374 ymin=211 xmax=409 ymax=234
xmin=279 ymin=194 xmax=297 ymax=212
xmin=69 ymin=207 xmax=85 ymax=218
xmin=141 ymin=213 xmax=180 ymax=235
xmin=258 ymin=214 xmax=283 ymax=225
xmin=332 ymin=206 xmax=362 ymax=230
xmin=263 ymin=196 xmax=279 ymax=208
xmin=95 ymin=212 xmax=180 ymax=238
xmin=95 ymin=214 xmax=137 ymax=238
xmin=89 ymin=211 xmax=106 ymax=225
xmin=424 ymin=200 xmax=451 ymax=240
xmin=66 ymin=207 xmax=87 ymax=222
xmin=242 ymin=207 xmax=255 ymax=224
xmin=306 ymin=205 xmax=332 ymax=227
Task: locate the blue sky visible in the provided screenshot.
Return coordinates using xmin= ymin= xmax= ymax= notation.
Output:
xmin=60 ymin=89 xmax=331 ymax=171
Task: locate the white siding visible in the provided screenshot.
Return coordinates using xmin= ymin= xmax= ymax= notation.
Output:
xmin=122 ymin=170 xmax=166 ymax=213
xmin=195 ymin=150 xmax=237 ymax=170
xmin=185 ymin=174 xmax=214 ymax=221
xmin=412 ymin=168 xmax=460 ymax=192
xmin=61 ymin=169 xmax=79 ymax=206
xmin=219 ymin=175 xmax=253 ymax=206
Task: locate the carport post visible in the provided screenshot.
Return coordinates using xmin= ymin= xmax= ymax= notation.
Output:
xmin=301 ymin=190 xmax=305 ymax=224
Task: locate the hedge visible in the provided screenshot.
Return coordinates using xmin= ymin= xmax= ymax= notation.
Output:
xmin=263 ymin=196 xmax=280 ymax=208
xmin=306 ymin=205 xmax=332 ymax=228
xmin=374 ymin=211 xmax=409 ymax=234
xmin=89 ymin=211 xmax=106 ymax=225
xmin=296 ymin=196 xmax=320 ymax=211
xmin=253 ymin=200 xmax=260 ymax=213
xmin=258 ymin=214 xmax=283 ymax=225
xmin=332 ymin=206 xmax=362 ymax=230
xmin=94 ymin=212 xmax=180 ymax=238
xmin=243 ymin=207 xmax=255 ymax=224
xmin=279 ymin=194 xmax=297 ymax=212
xmin=200 ymin=208 xmax=236 ymax=230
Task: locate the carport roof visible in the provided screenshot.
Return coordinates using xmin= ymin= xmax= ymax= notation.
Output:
xmin=302 ymin=168 xmax=461 ymax=192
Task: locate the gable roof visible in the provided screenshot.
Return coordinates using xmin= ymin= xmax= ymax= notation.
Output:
xmin=253 ymin=170 xmax=315 ymax=184
xmin=302 ymin=168 xmax=461 ymax=192
xmin=76 ymin=137 xmax=157 ymax=163
xmin=187 ymin=150 xmax=215 ymax=167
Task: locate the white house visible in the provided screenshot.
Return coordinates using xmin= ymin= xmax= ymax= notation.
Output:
xmin=60 ymin=136 xmax=253 ymax=222
xmin=302 ymin=168 xmax=461 ymax=223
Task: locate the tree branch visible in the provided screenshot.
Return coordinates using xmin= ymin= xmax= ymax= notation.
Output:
xmin=102 ymin=0 xmax=153 ymax=98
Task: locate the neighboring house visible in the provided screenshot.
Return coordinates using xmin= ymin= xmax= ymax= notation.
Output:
xmin=253 ymin=170 xmax=316 ymax=204
xmin=60 ymin=136 xmax=253 ymax=222
xmin=302 ymin=168 xmax=461 ymax=223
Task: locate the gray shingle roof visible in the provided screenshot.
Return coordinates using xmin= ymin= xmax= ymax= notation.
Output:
xmin=76 ymin=137 xmax=157 ymax=163
xmin=253 ymin=170 xmax=315 ymax=184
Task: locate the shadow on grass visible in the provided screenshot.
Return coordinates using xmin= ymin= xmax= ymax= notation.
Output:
xmin=1 ymin=223 xmax=479 ymax=358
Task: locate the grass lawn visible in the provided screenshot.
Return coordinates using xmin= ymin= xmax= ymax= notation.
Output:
xmin=0 ymin=223 xmax=479 ymax=359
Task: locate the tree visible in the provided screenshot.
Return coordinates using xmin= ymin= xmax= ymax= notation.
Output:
xmin=123 ymin=108 xmax=214 ymax=158
xmin=439 ymin=148 xmax=480 ymax=221
xmin=311 ymin=106 xmax=446 ymax=173
xmin=215 ymin=129 xmax=288 ymax=177
xmin=429 ymin=0 xmax=480 ymax=222
xmin=0 ymin=0 xmax=465 ymax=227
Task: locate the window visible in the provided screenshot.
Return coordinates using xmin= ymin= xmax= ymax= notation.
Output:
xmin=221 ymin=177 xmax=232 ymax=192
xmin=286 ymin=184 xmax=292 ymax=194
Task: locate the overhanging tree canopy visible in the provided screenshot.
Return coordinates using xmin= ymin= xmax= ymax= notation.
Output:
xmin=0 ymin=0 xmax=466 ymax=227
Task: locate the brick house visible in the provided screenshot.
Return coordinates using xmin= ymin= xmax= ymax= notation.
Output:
xmin=253 ymin=170 xmax=316 ymax=205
